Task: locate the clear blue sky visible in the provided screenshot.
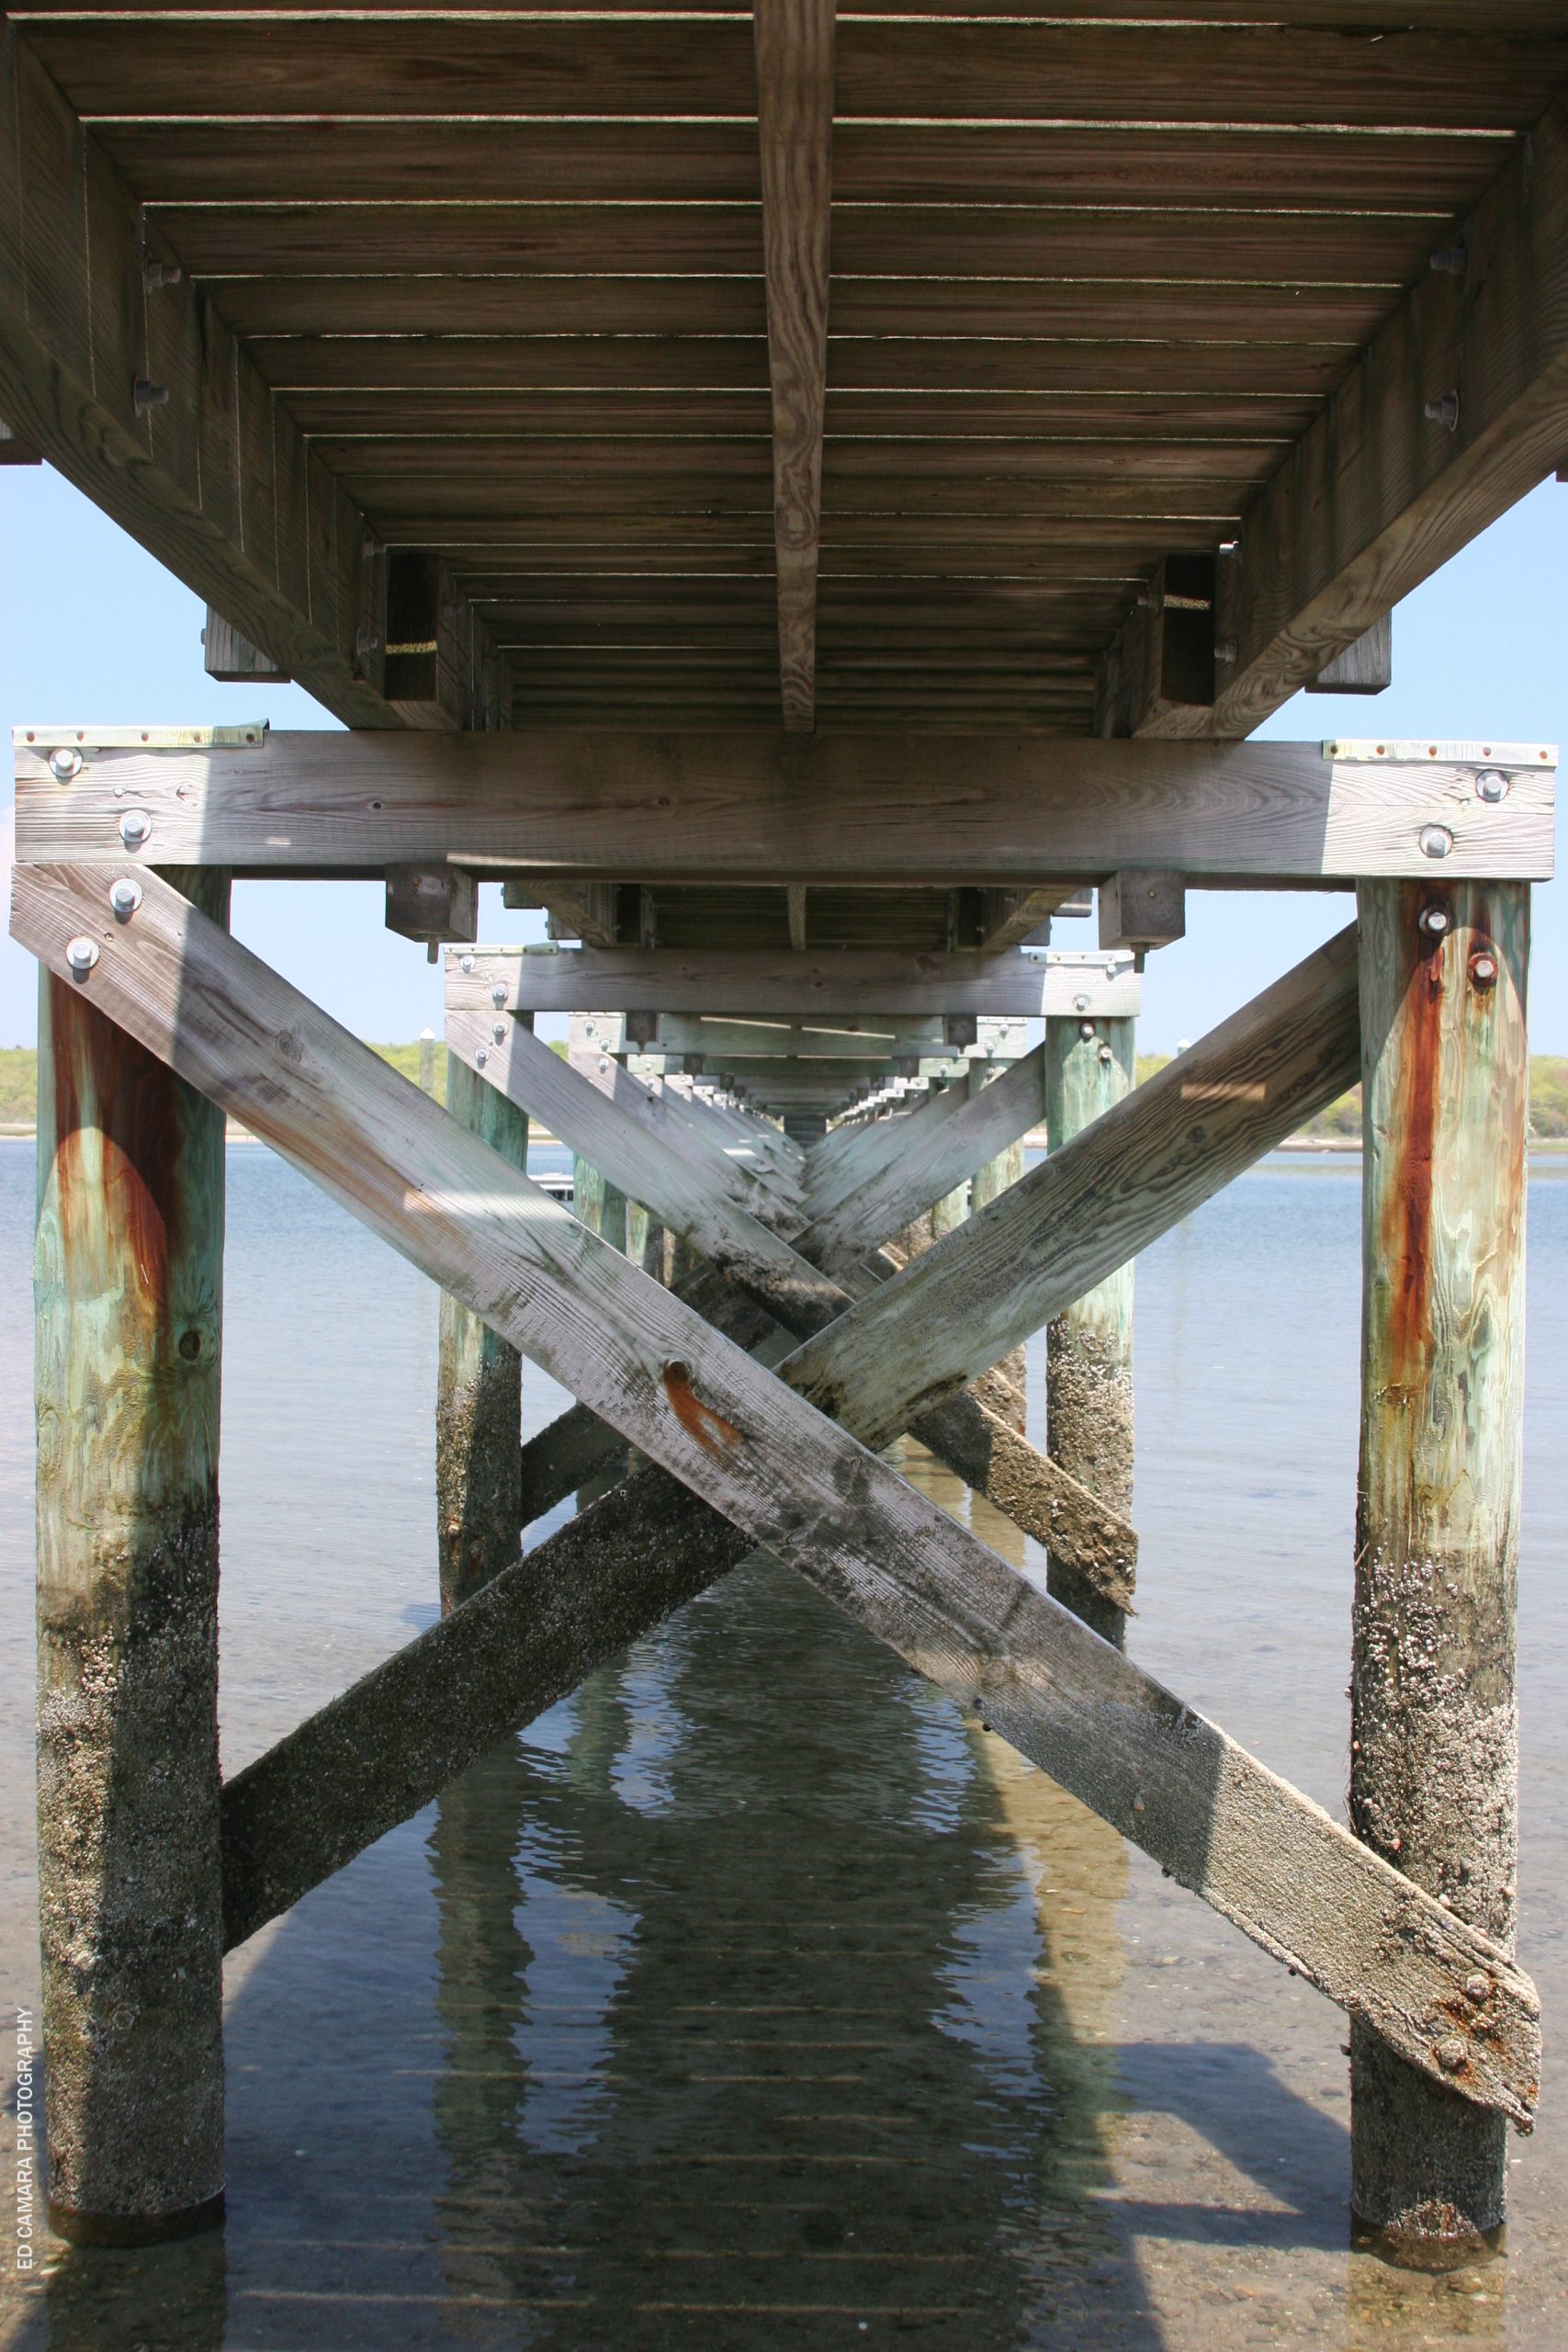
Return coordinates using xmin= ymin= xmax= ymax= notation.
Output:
xmin=1 ymin=461 xmax=1562 ymax=1055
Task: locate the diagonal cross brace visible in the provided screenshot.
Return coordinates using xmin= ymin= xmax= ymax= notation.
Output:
xmin=454 ymin=1012 xmax=1136 ymax=1604
xmin=11 ymin=862 xmax=1539 ymax=2123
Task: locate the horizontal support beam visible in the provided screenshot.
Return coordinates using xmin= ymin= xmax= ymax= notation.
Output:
xmin=0 ymin=35 xmax=502 ymax=730
xmin=15 ymin=730 xmax=1553 ymax=885
xmin=14 ymin=863 xmax=1539 ymax=2120
xmin=456 ymin=946 xmax=1142 ymax=1020
xmin=1114 ymin=85 xmax=1568 ymax=737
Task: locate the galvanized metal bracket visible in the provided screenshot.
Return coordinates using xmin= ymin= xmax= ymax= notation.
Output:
xmin=13 ymin=722 xmax=269 ymax=752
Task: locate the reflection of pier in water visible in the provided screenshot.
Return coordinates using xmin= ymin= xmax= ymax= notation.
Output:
xmin=429 ymin=1523 xmax=1151 ymax=2346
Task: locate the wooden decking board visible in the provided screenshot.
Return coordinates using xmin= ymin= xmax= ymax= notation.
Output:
xmin=32 ymin=20 xmax=1568 ymax=130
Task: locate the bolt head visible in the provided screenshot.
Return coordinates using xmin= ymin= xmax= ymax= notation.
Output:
xmin=491 ymin=984 xmax=507 ymax=1007
xmin=1418 ymin=903 xmax=1451 ymax=937
xmin=65 ymin=935 xmax=100 ymax=973
xmin=1418 ymin=823 xmax=1454 ymax=860
xmin=475 ymin=1047 xmax=489 ymax=1068
xmin=1470 ymin=951 xmax=1499 ymax=989
xmin=492 ymin=1023 xmax=506 ymax=1043
xmin=1465 ymin=1973 xmax=1493 ymax=2004
xmin=1436 ymin=2037 xmax=1468 ymax=2074
xmin=1475 ymin=769 xmax=1510 ymax=804
xmin=1078 ymin=1020 xmax=1096 ymax=1041
xmin=108 ymin=877 xmax=143 ymax=919
xmin=459 ymin=955 xmax=475 ymax=974
xmin=48 ymin=747 xmax=82 ymax=782
xmin=1073 ymin=992 xmax=1090 ymax=1012
xmin=118 ymin=808 xmax=152 ymax=847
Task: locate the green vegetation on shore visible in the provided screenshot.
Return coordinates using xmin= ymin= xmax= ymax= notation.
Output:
xmin=3 ymin=1043 xmax=1564 ymax=1139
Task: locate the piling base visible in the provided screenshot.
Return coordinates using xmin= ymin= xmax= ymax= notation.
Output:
xmin=48 ymin=2190 xmax=228 ymax=2248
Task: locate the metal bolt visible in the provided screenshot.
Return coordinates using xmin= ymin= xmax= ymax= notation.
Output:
xmin=65 ymin=935 xmax=100 ymax=974
xmin=459 ymin=955 xmax=475 ymax=974
xmin=118 ymin=808 xmax=152 ymax=847
xmin=1418 ymin=823 xmax=1454 ymax=860
xmin=1418 ymin=904 xmax=1451 ymax=937
xmin=108 ymin=877 xmax=143 ymax=920
xmin=475 ymin=1047 xmax=489 ymax=1068
xmin=1428 ymin=244 xmax=1467 ymax=277
xmin=48 ymin=746 xmax=82 ymax=782
xmin=1214 ymin=638 xmax=1238 ymax=664
xmin=1078 ymin=1020 xmax=1096 ymax=1041
xmin=144 ymin=257 xmax=183 ymax=292
xmin=355 ymin=626 xmax=380 ymax=658
xmin=1465 ymin=1973 xmax=1493 ymax=2005
xmin=1132 ymin=1793 xmax=1145 ymax=1814
xmin=1073 ymin=992 xmax=1090 ymax=1012
xmin=1098 ymin=1043 xmax=1114 ymax=1066
xmin=491 ymin=984 xmax=507 ymax=1007
xmin=1470 ymin=950 xmax=1499 ymax=989
xmin=132 ymin=376 xmax=170 ymax=415
xmin=1436 ymin=2037 xmax=1468 ymax=2074
xmin=492 ymin=1023 xmax=506 ymax=1043
xmin=1475 ymin=769 xmax=1510 ymax=803
xmin=1424 ymin=390 xmax=1461 ymax=432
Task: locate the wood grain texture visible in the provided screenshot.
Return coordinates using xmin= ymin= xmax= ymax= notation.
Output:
xmin=1135 ymin=86 xmax=1568 ymax=738
xmin=0 ymin=29 xmax=500 ymax=729
xmin=20 ymin=731 xmax=1551 ymax=884
xmin=28 ymin=873 xmax=1533 ymax=2112
xmin=758 ymin=0 xmax=832 ymax=729
xmin=1351 ymin=879 xmax=1531 ymax=2246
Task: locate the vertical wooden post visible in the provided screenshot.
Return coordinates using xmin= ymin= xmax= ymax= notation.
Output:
xmin=1043 ymin=1013 xmax=1135 ymax=1646
xmin=972 ymin=1087 xmax=1029 ymax=1419
xmin=437 ymin=1032 xmax=529 ymax=1611
xmin=1352 ymin=880 xmax=1528 ymax=2262
xmin=33 ymin=868 xmax=229 ymax=2243
xmin=572 ymin=1156 xmax=628 ymax=1253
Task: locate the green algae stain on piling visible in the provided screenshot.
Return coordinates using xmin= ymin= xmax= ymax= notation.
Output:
xmin=1352 ymin=879 xmax=1529 ymax=2264
xmin=34 ymin=868 xmax=230 ymax=2243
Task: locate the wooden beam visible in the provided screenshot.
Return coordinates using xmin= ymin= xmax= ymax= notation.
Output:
xmin=1308 ymin=613 xmax=1393 ymax=697
xmin=204 ymin=610 xmax=288 ymax=685
xmin=33 ymin=875 xmax=1537 ymax=2114
xmin=754 ymin=0 xmax=834 ymax=729
xmin=505 ymin=879 xmax=622 ymax=947
xmin=784 ymin=924 xmax=1365 ymax=1446
xmin=385 ymin=864 xmax=478 ymax=952
xmin=1099 ymin=870 xmax=1188 ymax=953
xmin=1103 ymin=87 xmax=1568 ymax=738
xmin=17 ymin=729 xmax=1553 ymax=885
xmin=975 ymin=888 xmax=1075 ymax=954
xmin=461 ymin=947 xmax=1055 ymax=1019
xmin=787 ymin=882 xmax=809 ymax=951
xmin=1095 ymin=555 xmax=1217 ymax=739
xmin=460 ymin=1012 xmax=1135 ymax=1597
xmin=0 ymin=36 xmax=504 ymax=730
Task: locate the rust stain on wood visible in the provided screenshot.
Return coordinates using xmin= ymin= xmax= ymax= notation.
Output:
xmin=662 ymin=1358 xmax=745 ymax=1454
xmin=1380 ymin=888 xmax=1444 ymax=1394
xmin=50 ymin=972 xmax=178 ymax=1319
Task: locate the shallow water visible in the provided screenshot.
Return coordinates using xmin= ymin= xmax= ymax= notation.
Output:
xmin=2 ymin=1137 xmax=1565 ymax=2350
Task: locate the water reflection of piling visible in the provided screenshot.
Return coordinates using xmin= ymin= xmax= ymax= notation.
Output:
xmin=425 ymin=1555 xmax=1161 ymax=2345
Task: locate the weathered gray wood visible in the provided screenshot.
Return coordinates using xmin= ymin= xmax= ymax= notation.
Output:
xmin=570 ymin=1050 xmax=803 ymax=1224
xmin=469 ymin=949 xmax=1055 ymax=1018
xmin=0 ymin=39 xmax=482 ymax=729
xmin=786 ymin=883 xmax=809 ymax=949
xmin=1309 ymin=614 xmax=1392 ymax=697
xmin=976 ymin=887 xmax=1072 ymax=953
xmin=17 ymin=730 xmax=1554 ymax=885
xmin=971 ymin=1130 xmax=1028 ymax=1419
xmin=14 ymin=866 xmax=1537 ymax=2120
xmin=1130 ymin=87 xmax=1568 ymax=737
xmin=385 ymin=864 xmax=478 ymax=951
xmin=204 ymin=610 xmax=288 ymax=684
xmin=1351 ymin=879 xmax=1531 ymax=2256
xmin=804 ymin=1047 xmax=1047 ymax=1267
xmin=1099 ymin=872 xmax=1186 ymax=953
xmin=656 ymin=1013 xmax=947 ymax=1063
xmin=1044 ymin=1013 xmax=1138 ymax=1646
xmin=437 ymin=1046 xmax=527 ymax=1612
xmin=33 ymin=866 xmax=229 ymax=2244
xmin=754 ymin=0 xmax=833 ymax=727
xmin=785 ymin=924 xmax=1363 ymax=1444
xmin=457 ymin=1012 xmax=1134 ymax=1590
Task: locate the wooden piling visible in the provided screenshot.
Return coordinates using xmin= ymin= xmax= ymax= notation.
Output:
xmin=1043 ymin=1013 xmax=1135 ymax=1645
xmin=437 ymin=1039 xmax=529 ymax=1611
xmin=1351 ymin=880 xmax=1529 ymax=2263
xmin=971 ymin=1119 xmax=1028 ymax=1419
xmin=33 ymin=867 xmax=229 ymax=2244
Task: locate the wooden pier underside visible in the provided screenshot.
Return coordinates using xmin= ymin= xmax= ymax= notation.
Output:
xmin=3 ymin=0 xmax=1562 ymax=2273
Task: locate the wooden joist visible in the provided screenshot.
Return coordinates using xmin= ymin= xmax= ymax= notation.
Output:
xmin=0 ymin=33 xmax=503 ymax=731
xmin=17 ymin=729 xmax=1552 ymax=885
xmin=1102 ymin=85 xmax=1568 ymax=738
xmin=12 ymin=860 xmax=1537 ymax=2122
xmin=754 ymin=0 xmax=834 ymax=729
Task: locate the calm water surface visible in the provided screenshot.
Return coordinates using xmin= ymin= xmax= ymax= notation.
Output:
xmin=1 ymin=1138 xmax=1565 ymax=2351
